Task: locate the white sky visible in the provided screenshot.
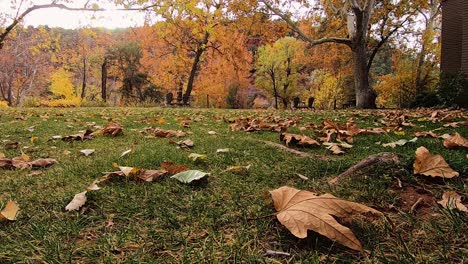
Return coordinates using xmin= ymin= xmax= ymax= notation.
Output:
xmin=1 ymin=0 xmax=147 ymax=29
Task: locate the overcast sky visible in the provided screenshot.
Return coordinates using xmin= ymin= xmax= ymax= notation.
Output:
xmin=1 ymin=0 xmax=147 ymax=29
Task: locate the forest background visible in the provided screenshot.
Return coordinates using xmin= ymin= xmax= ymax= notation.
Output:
xmin=0 ymin=0 xmax=453 ymax=110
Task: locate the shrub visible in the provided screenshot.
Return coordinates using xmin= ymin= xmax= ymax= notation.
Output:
xmin=0 ymin=101 xmax=9 ymax=108
xmin=80 ymin=100 xmax=110 ymax=107
xmin=40 ymin=97 xmax=81 ymax=107
xmin=437 ymin=72 xmax=468 ymax=107
xmin=21 ymin=97 xmax=42 ymax=107
xmin=411 ymin=91 xmax=441 ymax=108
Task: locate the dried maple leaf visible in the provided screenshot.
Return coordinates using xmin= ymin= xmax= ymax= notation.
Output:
xmin=270 ymin=186 xmax=382 ymax=251
xmin=443 ymin=133 xmax=468 ymax=148
xmin=161 ymin=161 xmax=189 ymax=175
xmin=280 ymin=133 xmax=320 ymax=147
xmin=327 ymin=144 xmax=345 ymax=155
xmin=413 ymin=147 xmax=459 ymax=178
xmin=98 ymin=122 xmax=123 ymax=136
xmin=0 ymin=201 xmax=19 ymax=221
xmin=414 ymin=131 xmax=439 ymax=138
xmin=438 ymin=191 xmax=468 ymax=212
xmin=62 ymin=130 xmax=94 ymax=141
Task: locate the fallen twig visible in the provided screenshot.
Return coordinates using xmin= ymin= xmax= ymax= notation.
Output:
xmin=261 ymin=140 xmax=329 ymax=160
xmin=335 ymin=152 xmax=401 ymax=182
xmin=264 ymin=249 xmax=291 ymax=257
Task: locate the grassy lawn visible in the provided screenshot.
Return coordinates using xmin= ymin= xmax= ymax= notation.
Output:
xmin=0 ymin=107 xmax=466 ymax=263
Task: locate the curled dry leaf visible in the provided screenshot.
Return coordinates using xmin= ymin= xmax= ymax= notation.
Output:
xmin=0 ymin=156 xmax=57 ymax=170
xmin=413 ymin=147 xmax=459 ymax=178
xmin=161 ymin=161 xmax=189 ymax=175
xmin=62 ymin=130 xmax=94 ymax=141
xmin=5 ymin=141 xmax=20 ymax=149
xmin=269 ymin=186 xmax=382 ymax=251
xmin=188 ymin=153 xmax=207 ymax=162
xmin=216 ymin=148 xmax=231 ymax=154
xmin=120 ymin=149 xmax=132 ymax=157
xmin=327 ymin=144 xmax=345 ymax=155
xmin=443 ymin=133 xmax=468 ymax=149
xmin=414 ymin=131 xmax=439 ymax=138
xmin=224 ymin=165 xmax=251 ymax=174
xmin=80 ymin=149 xmax=95 ymax=156
xmin=145 ymin=127 xmax=186 ymax=138
xmin=0 ymin=201 xmax=19 ymax=221
xmin=65 ymin=191 xmax=87 ymax=211
xmin=98 ymin=122 xmax=123 ymax=136
xmin=280 ymin=133 xmax=320 ymax=147
xmin=438 ymin=191 xmax=468 ymax=212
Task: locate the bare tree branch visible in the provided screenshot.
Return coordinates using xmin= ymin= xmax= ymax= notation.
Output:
xmin=261 ymin=0 xmax=352 ymax=47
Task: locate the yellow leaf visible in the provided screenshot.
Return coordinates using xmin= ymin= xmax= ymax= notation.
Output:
xmin=0 ymin=201 xmax=19 ymax=221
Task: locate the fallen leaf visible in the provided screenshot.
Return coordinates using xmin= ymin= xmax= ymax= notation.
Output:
xmin=208 ymin=131 xmax=217 ymax=135
xmin=30 ymin=136 xmax=38 ymax=143
xmin=295 ymin=173 xmax=309 ymax=180
xmin=28 ymin=158 xmax=57 ymax=168
xmin=438 ymin=191 xmax=468 ymax=212
xmin=65 ymin=191 xmax=87 ymax=211
xmin=137 ymin=169 xmax=168 ymax=182
xmin=382 ymin=137 xmax=417 ymax=148
xmin=443 ymin=133 xmax=468 ymax=148
xmin=0 ymin=201 xmax=19 ymax=221
xmin=270 ymin=186 xmax=382 ymax=251
xmin=62 ymin=130 xmax=94 ymax=141
xmin=177 ymin=139 xmax=194 ymax=148
xmin=145 ymin=127 xmax=186 ymax=138
xmin=216 ymin=148 xmax=231 ymax=154
xmin=161 ymin=161 xmax=189 ymax=175
xmin=224 ymin=165 xmax=251 ymax=174
xmin=120 ymin=149 xmax=132 ymax=157
xmin=5 ymin=141 xmax=19 ymax=149
xmin=413 ymin=147 xmax=459 ymax=178
xmin=171 ymin=170 xmax=209 ymax=183
xmin=327 ymin=144 xmax=345 ymax=155
xmin=414 ymin=131 xmax=439 ymax=138
xmin=97 ymin=122 xmax=123 ymax=136
xmin=188 ymin=153 xmax=207 ymax=162
xmin=80 ymin=149 xmax=95 ymax=156
xmin=280 ymin=133 xmax=320 ymax=147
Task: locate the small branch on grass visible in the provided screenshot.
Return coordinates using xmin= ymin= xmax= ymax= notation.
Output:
xmin=264 ymin=249 xmax=291 ymax=257
xmin=410 ymin=197 xmax=423 ymax=214
xmin=261 ymin=140 xmax=329 ymax=160
xmin=336 ymin=152 xmax=401 ymax=180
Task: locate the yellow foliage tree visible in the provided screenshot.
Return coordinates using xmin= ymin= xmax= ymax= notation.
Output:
xmin=312 ymin=70 xmax=345 ymax=110
xmin=49 ymin=68 xmax=76 ymax=100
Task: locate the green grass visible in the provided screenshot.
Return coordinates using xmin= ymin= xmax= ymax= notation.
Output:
xmin=0 ymin=107 xmax=466 ymax=263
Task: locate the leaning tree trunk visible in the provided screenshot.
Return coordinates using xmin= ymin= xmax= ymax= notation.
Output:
xmin=101 ymin=58 xmax=107 ymax=102
xmin=183 ymin=31 xmax=210 ymax=105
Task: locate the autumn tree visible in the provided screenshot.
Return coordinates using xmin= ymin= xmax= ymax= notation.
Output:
xmin=49 ymin=68 xmax=76 ymax=99
xmin=260 ymin=0 xmax=417 ymax=108
xmin=255 ymin=37 xmax=305 ymax=109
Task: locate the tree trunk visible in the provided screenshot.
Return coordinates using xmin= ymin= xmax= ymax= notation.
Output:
xmin=101 ymin=58 xmax=107 ymax=102
xmin=353 ymin=44 xmax=376 ymax=108
xmin=81 ymin=58 xmax=87 ymax=99
xmin=183 ymin=31 xmax=210 ymax=105
xmin=270 ymin=70 xmax=278 ymax=109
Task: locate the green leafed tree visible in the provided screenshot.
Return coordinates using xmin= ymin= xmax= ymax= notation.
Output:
xmin=255 ymin=37 xmax=305 ymax=109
